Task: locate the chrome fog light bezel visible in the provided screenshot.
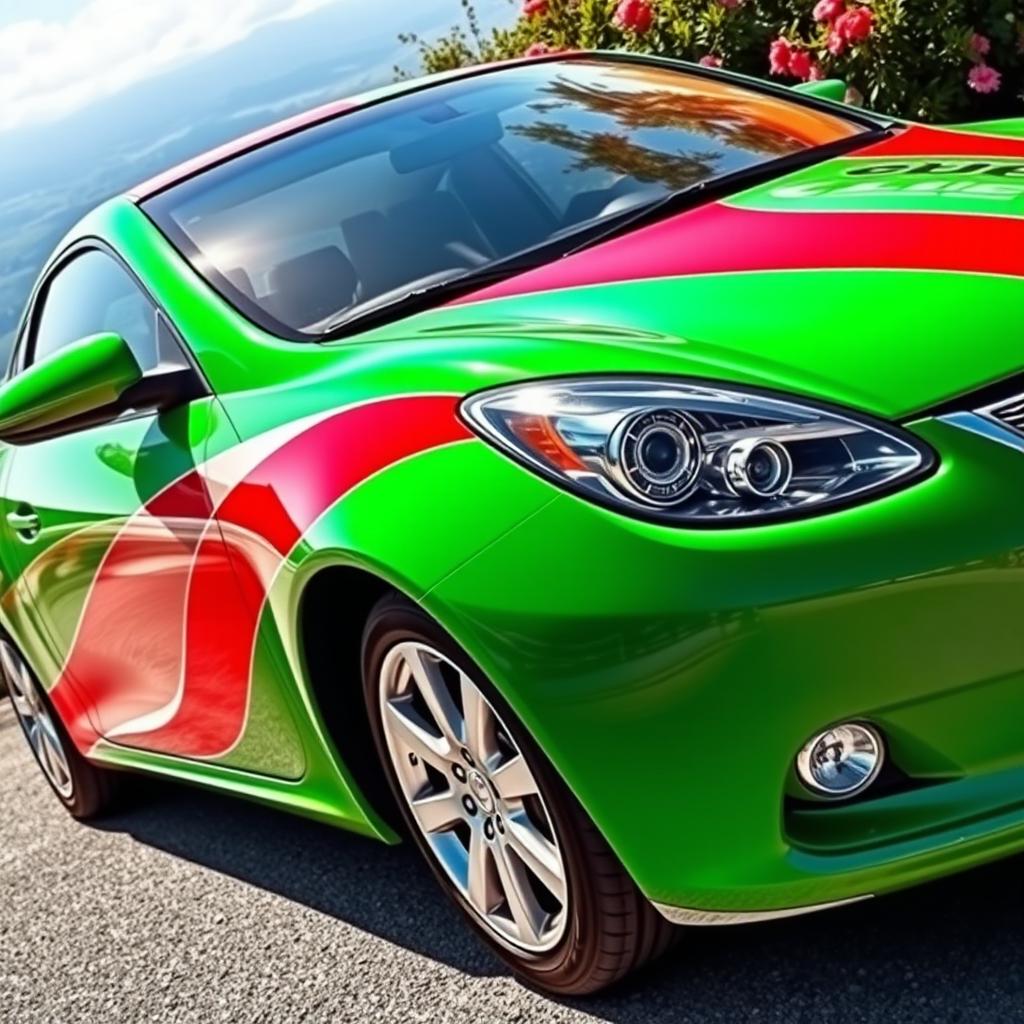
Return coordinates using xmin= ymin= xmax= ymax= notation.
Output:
xmin=795 ymin=722 xmax=885 ymax=799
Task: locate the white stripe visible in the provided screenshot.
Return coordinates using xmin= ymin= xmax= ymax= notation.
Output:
xmin=720 ymin=200 xmax=1024 ymax=223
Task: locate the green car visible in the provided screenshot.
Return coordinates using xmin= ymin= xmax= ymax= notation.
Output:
xmin=4 ymin=51 xmax=1024 ymax=995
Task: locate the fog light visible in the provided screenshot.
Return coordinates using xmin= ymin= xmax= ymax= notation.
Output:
xmin=796 ymin=723 xmax=884 ymax=798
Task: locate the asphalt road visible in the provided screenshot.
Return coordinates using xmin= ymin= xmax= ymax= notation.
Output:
xmin=3 ymin=698 xmax=1024 ymax=1024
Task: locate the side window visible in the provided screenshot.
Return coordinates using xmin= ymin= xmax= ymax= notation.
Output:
xmin=31 ymin=250 xmax=181 ymax=373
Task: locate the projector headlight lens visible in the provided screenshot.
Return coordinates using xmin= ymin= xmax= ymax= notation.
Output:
xmin=461 ymin=377 xmax=933 ymax=525
xmin=724 ymin=437 xmax=792 ymax=498
xmin=610 ymin=409 xmax=702 ymax=505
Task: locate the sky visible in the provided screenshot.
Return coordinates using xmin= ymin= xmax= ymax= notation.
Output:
xmin=0 ymin=0 xmax=515 ymax=359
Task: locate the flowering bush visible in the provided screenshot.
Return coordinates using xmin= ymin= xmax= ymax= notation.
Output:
xmin=401 ymin=0 xmax=1024 ymax=122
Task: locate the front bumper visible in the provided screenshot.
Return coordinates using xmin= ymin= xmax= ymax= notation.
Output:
xmin=425 ymin=417 xmax=1024 ymax=917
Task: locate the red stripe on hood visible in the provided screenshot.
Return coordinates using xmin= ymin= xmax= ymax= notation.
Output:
xmin=853 ymin=124 xmax=1024 ymax=160
xmin=449 ymin=203 xmax=1024 ymax=307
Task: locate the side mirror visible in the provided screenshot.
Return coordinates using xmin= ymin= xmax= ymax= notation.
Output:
xmin=0 ymin=332 xmax=143 ymax=443
xmin=792 ymin=78 xmax=848 ymax=104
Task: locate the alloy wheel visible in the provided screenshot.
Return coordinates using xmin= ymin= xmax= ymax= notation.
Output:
xmin=378 ymin=640 xmax=568 ymax=953
xmin=1 ymin=640 xmax=74 ymax=799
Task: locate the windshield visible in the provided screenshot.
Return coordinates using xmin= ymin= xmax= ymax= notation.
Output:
xmin=143 ymin=58 xmax=866 ymax=338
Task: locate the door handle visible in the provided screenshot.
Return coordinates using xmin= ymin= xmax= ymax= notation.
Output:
xmin=6 ymin=507 xmax=41 ymax=540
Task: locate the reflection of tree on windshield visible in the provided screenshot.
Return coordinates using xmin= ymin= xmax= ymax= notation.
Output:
xmin=509 ymin=75 xmax=807 ymax=192
xmin=534 ymin=77 xmax=809 ymax=155
xmin=512 ymin=122 xmax=722 ymax=191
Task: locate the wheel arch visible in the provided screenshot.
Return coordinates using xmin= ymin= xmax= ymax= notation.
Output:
xmin=296 ymin=562 xmax=404 ymax=830
xmin=293 ymin=553 xmax=552 ymax=838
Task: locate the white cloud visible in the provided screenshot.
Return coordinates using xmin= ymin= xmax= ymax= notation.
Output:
xmin=227 ymin=81 xmax=347 ymax=122
xmin=0 ymin=0 xmax=337 ymax=133
xmin=118 ymin=125 xmax=194 ymax=164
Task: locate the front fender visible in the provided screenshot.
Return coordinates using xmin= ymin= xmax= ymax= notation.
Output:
xmin=256 ymin=438 xmax=558 ymax=833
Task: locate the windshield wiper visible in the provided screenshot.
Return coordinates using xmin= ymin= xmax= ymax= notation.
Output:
xmin=318 ymin=201 xmax=692 ymax=340
xmin=318 ymin=259 xmax=548 ymax=339
xmin=562 ymin=126 xmax=893 ymax=258
xmin=315 ymin=199 xmax=690 ymax=338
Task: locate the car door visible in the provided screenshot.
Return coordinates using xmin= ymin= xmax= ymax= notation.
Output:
xmin=0 ymin=246 xmax=245 ymax=759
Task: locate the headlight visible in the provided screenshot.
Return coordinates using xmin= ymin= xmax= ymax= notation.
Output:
xmin=460 ymin=378 xmax=934 ymax=525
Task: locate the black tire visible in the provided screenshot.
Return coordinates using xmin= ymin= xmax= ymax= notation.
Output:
xmin=2 ymin=637 xmax=120 ymax=820
xmin=361 ymin=592 xmax=675 ymax=996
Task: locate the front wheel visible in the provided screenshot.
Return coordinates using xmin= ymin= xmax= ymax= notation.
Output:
xmin=1 ymin=638 xmax=119 ymax=819
xmin=361 ymin=593 xmax=674 ymax=996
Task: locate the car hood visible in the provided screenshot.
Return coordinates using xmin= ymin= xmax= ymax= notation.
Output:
xmin=413 ymin=124 xmax=1024 ymax=420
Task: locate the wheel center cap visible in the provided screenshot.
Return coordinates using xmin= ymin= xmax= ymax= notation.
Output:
xmin=467 ymin=769 xmax=494 ymax=814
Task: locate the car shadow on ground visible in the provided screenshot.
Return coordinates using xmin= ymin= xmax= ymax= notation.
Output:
xmin=95 ymin=778 xmax=1024 ymax=1022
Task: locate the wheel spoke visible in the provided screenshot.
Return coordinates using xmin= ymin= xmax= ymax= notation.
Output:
xmin=504 ymin=812 xmax=566 ymax=905
xmin=38 ymin=713 xmax=71 ymax=791
xmin=49 ymin=746 xmax=72 ymax=792
xmin=384 ymin=699 xmax=453 ymax=770
xmin=460 ymin=674 xmax=496 ymax=766
xmin=0 ymin=642 xmax=20 ymax=689
xmin=465 ymin=826 xmax=496 ymax=917
xmin=410 ymin=789 xmax=464 ymax=834
xmin=25 ymin=719 xmax=41 ymax=757
xmin=34 ymin=716 xmax=55 ymax=773
xmin=40 ymin=731 xmax=60 ymax=783
xmin=9 ymin=687 xmax=34 ymax=722
xmin=403 ymin=646 xmax=463 ymax=745
xmin=493 ymin=838 xmax=545 ymax=946
xmin=0 ymin=645 xmax=33 ymax=715
xmin=18 ymin=665 xmax=40 ymax=714
xmin=490 ymin=754 xmax=537 ymax=802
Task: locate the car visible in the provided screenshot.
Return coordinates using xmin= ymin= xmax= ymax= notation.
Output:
xmin=3 ymin=49 xmax=1024 ymax=996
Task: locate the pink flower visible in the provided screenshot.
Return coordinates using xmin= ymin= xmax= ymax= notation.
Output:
xmin=614 ymin=0 xmax=654 ymax=34
xmin=719 ymin=0 xmax=742 ymax=8
xmin=835 ymin=5 xmax=873 ymax=43
xmin=968 ymin=63 xmax=1002 ymax=94
xmin=699 ymin=54 xmax=723 ymax=67
xmin=813 ymin=0 xmax=845 ymax=23
xmin=827 ymin=29 xmax=846 ymax=55
xmin=809 ymin=62 xmax=826 ymax=81
xmin=523 ymin=0 xmax=548 ymax=15
xmin=769 ymin=37 xmax=793 ymax=75
xmin=788 ymin=48 xmax=813 ymax=81
xmin=524 ymin=41 xmax=553 ymax=57
xmin=968 ymin=32 xmax=991 ymax=58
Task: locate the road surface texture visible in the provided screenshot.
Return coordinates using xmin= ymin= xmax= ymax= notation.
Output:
xmin=3 ymin=697 xmax=1024 ymax=1023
